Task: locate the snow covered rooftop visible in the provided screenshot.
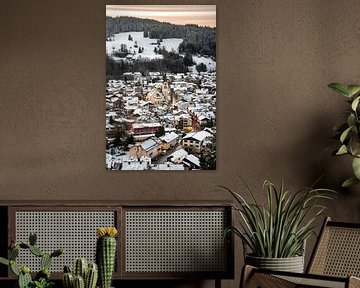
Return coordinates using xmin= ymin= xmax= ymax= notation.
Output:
xmin=106 ymin=112 xmax=118 ymax=117
xmin=141 ymin=138 xmax=159 ymax=151
xmin=160 ymin=132 xmax=179 ymax=143
xmin=184 ymin=154 xmax=200 ymax=167
xmin=122 ymin=156 xmax=151 ymax=170
xmin=133 ymin=108 xmax=143 ymax=115
xmin=132 ymin=122 xmax=161 ymax=129
xmin=168 ymin=149 xmax=188 ymax=163
xmin=183 ymin=131 xmax=212 ymax=142
xmin=151 ymin=163 xmax=185 ymax=170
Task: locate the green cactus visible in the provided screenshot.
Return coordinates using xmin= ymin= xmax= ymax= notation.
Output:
xmin=10 ymin=260 xmax=20 ymax=276
xmin=51 ymin=248 xmax=63 ymax=258
xmin=63 ymin=265 xmax=72 ymax=273
xmin=0 ymin=233 xmax=63 ymax=288
xmin=96 ymin=230 xmax=117 ymax=288
xmin=73 ymin=275 xmax=85 ymax=288
xmin=18 ymin=269 xmax=32 ymax=288
xmin=85 ymin=263 xmax=98 ymax=288
xmin=0 ymin=257 xmax=9 ymax=266
xmin=21 ymin=265 xmax=30 ymax=274
xmin=74 ymin=258 xmax=88 ymax=279
xmin=9 ymin=246 xmax=19 ymax=260
xmin=29 ymin=232 xmax=37 ymax=246
xmin=29 ymin=245 xmax=44 ymax=257
xmin=19 ymin=243 xmax=30 ymax=249
xmin=63 ymin=271 xmax=74 ymax=288
xmin=63 ymin=259 xmax=98 ymax=288
xmin=41 ymin=253 xmax=52 ymax=270
xmin=35 ymin=268 xmax=51 ymax=282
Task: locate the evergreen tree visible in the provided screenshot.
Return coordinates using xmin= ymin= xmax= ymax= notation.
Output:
xmin=155 ymin=126 xmax=165 ymax=137
xmin=184 ymin=53 xmax=194 ymax=66
xmin=196 ymin=62 xmax=207 ymax=73
xmin=120 ymin=43 xmax=127 ymax=52
xmin=124 ymin=134 xmax=135 ymax=148
xmin=199 ymin=134 xmax=216 ymax=170
xmin=106 ymin=16 xmax=216 ymax=57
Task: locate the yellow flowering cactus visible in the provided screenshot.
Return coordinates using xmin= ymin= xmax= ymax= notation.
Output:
xmin=96 ymin=227 xmax=118 ymax=288
xmin=96 ymin=227 xmax=118 ymax=238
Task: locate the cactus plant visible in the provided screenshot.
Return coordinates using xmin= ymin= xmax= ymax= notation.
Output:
xmin=74 ymin=275 xmax=85 ymax=288
xmin=35 ymin=268 xmax=50 ymax=282
xmin=19 ymin=268 xmax=32 ymax=288
xmin=29 ymin=232 xmax=37 ymax=246
xmin=85 ymin=262 xmax=98 ymax=288
xmin=29 ymin=246 xmax=44 ymax=257
xmin=63 ymin=272 xmax=74 ymax=288
xmin=9 ymin=246 xmax=19 ymax=260
xmin=62 ymin=259 xmax=98 ymax=288
xmin=96 ymin=227 xmax=118 ymax=288
xmin=40 ymin=253 xmax=52 ymax=270
xmin=10 ymin=260 xmax=21 ymax=276
xmin=74 ymin=258 xmax=88 ymax=279
xmin=0 ymin=232 xmax=63 ymax=288
xmin=0 ymin=257 xmax=9 ymax=266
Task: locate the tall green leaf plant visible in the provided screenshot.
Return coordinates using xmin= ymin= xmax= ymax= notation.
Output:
xmin=328 ymin=83 xmax=360 ymax=187
xmin=221 ymin=179 xmax=334 ymax=258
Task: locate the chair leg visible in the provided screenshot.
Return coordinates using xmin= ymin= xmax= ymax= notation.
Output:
xmin=240 ymin=265 xmax=255 ymax=288
xmin=215 ymin=278 xmax=221 ymax=288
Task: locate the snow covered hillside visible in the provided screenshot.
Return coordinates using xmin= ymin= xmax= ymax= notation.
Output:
xmin=106 ymin=31 xmax=182 ymax=60
xmin=106 ymin=31 xmax=216 ymax=72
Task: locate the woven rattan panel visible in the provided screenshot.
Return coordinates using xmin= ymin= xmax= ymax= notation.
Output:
xmin=249 ymin=273 xmax=297 ymax=288
xmin=310 ymin=226 xmax=360 ymax=277
xmin=277 ymin=275 xmax=345 ymax=288
xmin=125 ymin=210 xmax=227 ymax=273
xmin=15 ymin=211 xmax=115 ymax=272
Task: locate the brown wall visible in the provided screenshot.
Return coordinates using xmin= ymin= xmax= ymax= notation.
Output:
xmin=1 ymin=0 xmax=360 ymax=287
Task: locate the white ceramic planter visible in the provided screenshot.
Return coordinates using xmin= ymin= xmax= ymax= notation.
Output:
xmin=245 ymin=254 xmax=305 ymax=273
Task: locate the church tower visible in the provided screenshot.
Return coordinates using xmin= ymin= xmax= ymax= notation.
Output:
xmin=162 ymin=81 xmax=171 ymax=102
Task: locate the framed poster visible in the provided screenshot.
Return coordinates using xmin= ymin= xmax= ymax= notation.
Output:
xmin=106 ymin=5 xmax=216 ymax=170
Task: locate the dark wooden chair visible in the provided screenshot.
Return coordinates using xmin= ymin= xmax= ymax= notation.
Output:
xmin=241 ymin=217 xmax=360 ymax=288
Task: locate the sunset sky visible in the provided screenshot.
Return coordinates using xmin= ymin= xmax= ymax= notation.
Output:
xmin=106 ymin=5 xmax=216 ymax=28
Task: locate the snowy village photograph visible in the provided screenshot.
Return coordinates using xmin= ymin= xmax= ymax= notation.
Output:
xmin=106 ymin=5 xmax=216 ymax=170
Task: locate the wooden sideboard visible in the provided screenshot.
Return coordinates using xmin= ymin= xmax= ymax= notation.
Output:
xmin=0 ymin=201 xmax=234 ymax=288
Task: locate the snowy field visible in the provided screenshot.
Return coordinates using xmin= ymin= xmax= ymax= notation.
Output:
xmin=106 ymin=31 xmax=216 ymax=72
xmin=191 ymin=55 xmax=216 ymax=72
xmin=106 ymin=31 xmax=182 ymax=60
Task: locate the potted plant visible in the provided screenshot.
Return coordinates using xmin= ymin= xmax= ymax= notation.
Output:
xmin=328 ymin=82 xmax=360 ymax=187
xmin=0 ymin=232 xmax=63 ymax=288
xmin=221 ymin=179 xmax=334 ymax=273
xmin=62 ymin=258 xmax=98 ymax=288
xmin=96 ymin=227 xmax=118 ymax=288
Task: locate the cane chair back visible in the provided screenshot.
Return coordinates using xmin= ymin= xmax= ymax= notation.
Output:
xmin=307 ymin=217 xmax=360 ymax=278
xmin=241 ymin=218 xmax=360 ymax=288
